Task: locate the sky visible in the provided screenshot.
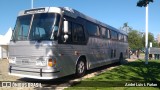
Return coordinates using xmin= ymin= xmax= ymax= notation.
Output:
xmin=0 ymin=0 xmax=160 ymax=38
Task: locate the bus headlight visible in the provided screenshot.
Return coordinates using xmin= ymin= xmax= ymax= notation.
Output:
xmin=9 ymin=57 xmax=16 ymax=64
xmin=36 ymin=59 xmax=47 ymax=66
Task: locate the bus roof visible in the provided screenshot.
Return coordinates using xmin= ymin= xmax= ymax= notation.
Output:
xmin=18 ymin=7 xmax=127 ymax=35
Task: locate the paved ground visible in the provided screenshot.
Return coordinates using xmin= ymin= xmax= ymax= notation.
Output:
xmin=0 ymin=55 xmax=142 ymax=90
xmin=0 ymin=59 xmax=19 ymax=81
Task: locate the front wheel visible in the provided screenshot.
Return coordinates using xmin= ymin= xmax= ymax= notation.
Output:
xmin=76 ymin=59 xmax=86 ymax=77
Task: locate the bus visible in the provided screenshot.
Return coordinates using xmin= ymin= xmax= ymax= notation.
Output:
xmin=8 ymin=7 xmax=128 ymax=79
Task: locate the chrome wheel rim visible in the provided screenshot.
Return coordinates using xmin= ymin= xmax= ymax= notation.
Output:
xmin=78 ymin=61 xmax=85 ymax=74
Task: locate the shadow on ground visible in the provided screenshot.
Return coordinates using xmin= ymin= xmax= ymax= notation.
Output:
xmin=68 ymin=60 xmax=160 ymax=89
xmin=77 ymin=60 xmax=160 ymax=88
xmin=88 ymin=60 xmax=160 ymax=81
xmin=125 ymin=59 xmax=160 ymax=81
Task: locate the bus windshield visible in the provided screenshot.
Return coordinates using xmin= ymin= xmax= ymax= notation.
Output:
xmin=13 ymin=13 xmax=60 ymax=41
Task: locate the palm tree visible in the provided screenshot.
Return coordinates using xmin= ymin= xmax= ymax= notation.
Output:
xmin=137 ymin=0 xmax=153 ymax=7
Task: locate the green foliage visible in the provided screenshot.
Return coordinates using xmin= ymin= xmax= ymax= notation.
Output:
xmin=128 ymin=31 xmax=159 ymax=49
xmin=122 ymin=22 xmax=159 ymax=49
xmin=137 ymin=0 xmax=153 ymax=7
xmin=128 ymin=30 xmax=143 ymax=50
xmin=142 ymin=33 xmax=159 ymax=47
xmin=152 ymin=40 xmax=159 ymax=47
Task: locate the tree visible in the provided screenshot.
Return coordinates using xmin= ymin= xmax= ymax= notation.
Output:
xmin=120 ymin=23 xmax=132 ymax=33
xmin=142 ymin=32 xmax=154 ymax=47
xmin=152 ymin=40 xmax=159 ymax=47
xmin=137 ymin=0 xmax=153 ymax=7
xmin=142 ymin=32 xmax=160 ymax=47
xmin=123 ymin=22 xmax=128 ymax=27
xmin=128 ymin=30 xmax=143 ymax=50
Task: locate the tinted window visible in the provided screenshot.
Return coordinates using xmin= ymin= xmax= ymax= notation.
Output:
xmin=118 ymin=34 xmax=124 ymax=41
xmin=73 ymin=23 xmax=85 ymax=43
xmin=32 ymin=27 xmax=46 ymax=40
xmin=14 ymin=13 xmax=60 ymax=41
xmin=29 ymin=13 xmax=57 ymax=40
xmin=107 ymin=29 xmax=111 ymax=39
xmin=124 ymin=35 xmax=128 ymax=42
xmin=86 ymin=21 xmax=99 ymax=36
xmin=14 ymin=15 xmax=32 ymax=40
xmin=60 ymin=21 xmax=85 ymax=44
xmin=101 ymin=27 xmax=107 ymax=38
xmin=111 ymin=30 xmax=118 ymax=40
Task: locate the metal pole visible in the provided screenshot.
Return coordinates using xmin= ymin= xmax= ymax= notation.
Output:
xmin=145 ymin=4 xmax=148 ymax=64
xmin=31 ymin=0 xmax=33 ymax=9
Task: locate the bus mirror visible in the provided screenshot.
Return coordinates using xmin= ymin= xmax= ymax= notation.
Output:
xmin=64 ymin=21 xmax=68 ymax=33
xmin=12 ymin=30 xmax=15 ymax=42
xmin=12 ymin=30 xmax=14 ymax=34
xmin=64 ymin=21 xmax=69 ymax=42
xmin=64 ymin=34 xmax=68 ymax=42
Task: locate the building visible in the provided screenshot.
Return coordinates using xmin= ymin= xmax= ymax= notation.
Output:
xmin=0 ymin=28 xmax=12 ymax=59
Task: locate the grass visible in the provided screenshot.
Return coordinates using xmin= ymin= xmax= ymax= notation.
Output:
xmin=66 ymin=60 xmax=160 ymax=90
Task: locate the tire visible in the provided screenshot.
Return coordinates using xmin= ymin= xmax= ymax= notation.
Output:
xmin=119 ymin=53 xmax=124 ymax=64
xmin=76 ymin=59 xmax=86 ymax=77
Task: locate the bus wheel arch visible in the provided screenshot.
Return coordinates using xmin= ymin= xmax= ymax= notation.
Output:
xmin=75 ymin=55 xmax=87 ymax=77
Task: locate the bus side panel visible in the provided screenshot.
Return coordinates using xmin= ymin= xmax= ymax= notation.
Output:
xmin=55 ymin=44 xmax=88 ymax=76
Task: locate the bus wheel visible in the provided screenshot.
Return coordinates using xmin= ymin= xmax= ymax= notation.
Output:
xmin=119 ymin=53 xmax=124 ymax=64
xmin=76 ymin=59 xmax=86 ymax=77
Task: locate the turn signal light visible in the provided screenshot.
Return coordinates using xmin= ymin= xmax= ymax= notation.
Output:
xmin=48 ymin=59 xmax=56 ymax=67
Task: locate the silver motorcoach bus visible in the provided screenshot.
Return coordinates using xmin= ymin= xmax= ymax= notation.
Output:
xmin=8 ymin=7 xmax=128 ymax=79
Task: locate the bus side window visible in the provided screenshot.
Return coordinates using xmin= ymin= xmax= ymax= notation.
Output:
xmin=101 ymin=27 xmax=106 ymax=38
xmin=86 ymin=21 xmax=99 ymax=37
xmin=72 ymin=23 xmax=85 ymax=44
xmin=111 ymin=30 xmax=118 ymax=40
xmin=118 ymin=34 xmax=124 ymax=41
xmin=107 ymin=29 xmax=111 ymax=39
xmin=124 ymin=35 xmax=128 ymax=42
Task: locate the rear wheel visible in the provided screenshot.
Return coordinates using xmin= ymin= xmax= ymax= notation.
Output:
xmin=76 ymin=59 xmax=86 ymax=77
xmin=119 ymin=53 xmax=124 ymax=64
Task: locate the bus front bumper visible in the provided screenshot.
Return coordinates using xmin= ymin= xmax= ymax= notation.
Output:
xmin=8 ymin=66 xmax=60 ymax=80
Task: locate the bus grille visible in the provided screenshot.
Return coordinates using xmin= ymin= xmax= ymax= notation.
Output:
xmin=9 ymin=45 xmax=46 ymax=57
